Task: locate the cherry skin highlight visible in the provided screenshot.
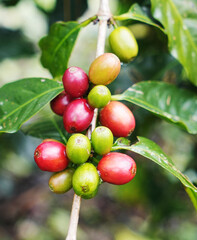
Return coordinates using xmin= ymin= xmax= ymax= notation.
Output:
xmin=62 ymin=66 xmax=89 ymax=98
xmin=100 ymin=101 xmax=135 ymax=137
xmin=63 ymin=98 xmax=94 ymax=133
xmin=34 ymin=141 xmax=69 ymax=172
xmin=97 ymin=152 xmax=137 ymax=185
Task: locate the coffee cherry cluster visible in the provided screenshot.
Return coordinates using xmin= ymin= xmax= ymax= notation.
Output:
xmin=34 ymin=26 xmax=139 ymax=199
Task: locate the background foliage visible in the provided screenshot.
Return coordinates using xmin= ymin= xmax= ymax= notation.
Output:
xmin=0 ymin=0 xmax=197 ymax=240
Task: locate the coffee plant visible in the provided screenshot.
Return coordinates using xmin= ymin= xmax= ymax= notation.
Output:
xmin=0 ymin=0 xmax=197 ymax=239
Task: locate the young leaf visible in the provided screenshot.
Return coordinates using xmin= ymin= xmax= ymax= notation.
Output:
xmin=39 ymin=21 xmax=81 ymax=79
xmin=112 ymin=136 xmax=197 ymax=208
xmin=111 ymin=81 xmax=197 ymax=134
xmin=151 ymin=0 xmax=197 ymax=86
xmin=0 ymin=78 xmax=63 ymax=133
xmin=114 ymin=3 xmax=164 ymax=32
xmin=22 ymin=114 xmax=70 ymax=144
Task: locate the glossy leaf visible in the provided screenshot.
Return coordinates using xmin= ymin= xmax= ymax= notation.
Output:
xmin=112 ymin=137 xmax=131 ymax=147
xmin=112 ymin=136 xmax=197 ymax=207
xmin=111 ymin=81 xmax=197 ymax=134
xmin=114 ymin=3 xmax=164 ymax=32
xmin=39 ymin=21 xmax=81 ymax=79
xmin=151 ymin=0 xmax=197 ymax=86
xmin=185 ymin=187 xmax=197 ymax=211
xmin=22 ymin=114 xmax=69 ymax=143
xmin=0 ymin=78 xmax=63 ymax=133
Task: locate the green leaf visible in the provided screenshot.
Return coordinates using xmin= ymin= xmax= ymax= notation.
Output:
xmin=39 ymin=21 xmax=81 ymax=79
xmin=114 ymin=3 xmax=164 ymax=32
xmin=113 ymin=137 xmax=131 ymax=147
xmin=22 ymin=113 xmax=69 ymax=144
xmin=185 ymin=187 xmax=197 ymax=211
xmin=151 ymin=0 xmax=197 ymax=86
xmin=111 ymin=81 xmax=197 ymax=134
xmin=112 ymin=136 xmax=197 ymax=208
xmin=0 ymin=78 xmax=63 ymax=133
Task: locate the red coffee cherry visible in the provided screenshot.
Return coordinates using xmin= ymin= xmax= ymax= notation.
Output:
xmin=97 ymin=152 xmax=137 ymax=185
xmin=34 ymin=141 xmax=69 ymax=172
xmin=42 ymin=139 xmax=60 ymax=143
xmin=62 ymin=66 xmax=89 ymax=98
xmin=63 ymin=98 xmax=94 ymax=133
xmin=50 ymin=91 xmax=73 ymax=116
xmin=99 ymin=101 xmax=135 ymax=137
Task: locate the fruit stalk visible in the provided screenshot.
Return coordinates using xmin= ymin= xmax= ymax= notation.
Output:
xmin=66 ymin=1 xmax=111 ymax=240
xmin=87 ymin=0 xmax=111 ymax=137
xmin=96 ymin=0 xmax=111 ymax=58
xmin=66 ymin=194 xmax=81 ymax=240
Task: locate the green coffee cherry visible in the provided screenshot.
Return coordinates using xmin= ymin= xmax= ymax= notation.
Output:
xmin=66 ymin=134 xmax=91 ymax=164
xmin=109 ymin=26 xmax=138 ymax=62
xmin=48 ymin=168 xmax=74 ymax=194
xmin=88 ymin=85 xmax=111 ymax=108
xmin=91 ymin=126 xmax=113 ymax=155
xmin=72 ymin=163 xmax=100 ymax=199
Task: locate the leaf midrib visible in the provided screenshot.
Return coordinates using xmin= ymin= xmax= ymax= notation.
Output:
xmin=130 ymin=143 xmax=197 ymax=191
xmin=112 ymin=138 xmax=197 ymax=192
xmin=52 ymin=22 xmax=81 ymax=59
xmin=158 ymin=0 xmax=197 ymax=53
xmin=0 ymin=86 xmax=63 ymax=125
xmin=122 ymin=93 xmax=182 ymax=122
xmin=114 ymin=4 xmax=164 ymax=32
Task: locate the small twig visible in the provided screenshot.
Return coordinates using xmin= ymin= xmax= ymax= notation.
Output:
xmin=80 ymin=15 xmax=98 ymax=28
xmin=96 ymin=0 xmax=111 ymax=58
xmin=66 ymin=1 xmax=111 ymax=240
xmin=66 ymin=194 xmax=81 ymax=240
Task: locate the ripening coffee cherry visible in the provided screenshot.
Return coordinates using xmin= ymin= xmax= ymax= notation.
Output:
xmin=109 ymin=26 xmax=138 ymax=62
xmin=91 ymin=126 xmax=113 ymax=155
xmin=97 ymin=152 xmax=137 ymax=185
xmin=100 ymin=101 xmax=135 ymax=137
xmin=89 ymin=53 xmax=121 ymax=85
xmin=50 ymin=91 xmax=73 ymax=116
xmin=72 ymin=163 xmax=100 ymax=199
xmin=63 ymin=98 xmax=94 ymax=133
xmin=88 ymin=85 xmax=111 ymax=108
xmin=34 ymin=141 xmax=69 ymax=172
xmin=62 ymin=66 xmax=89 ymax=98
xmin=48 ymin=168 xmax=74 ymax=194
xmin=66 ymin=134 xmax=91 ymax=164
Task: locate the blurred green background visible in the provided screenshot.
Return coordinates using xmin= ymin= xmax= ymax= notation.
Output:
xmin=0 ymin=0 xmax=197 ymax=239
